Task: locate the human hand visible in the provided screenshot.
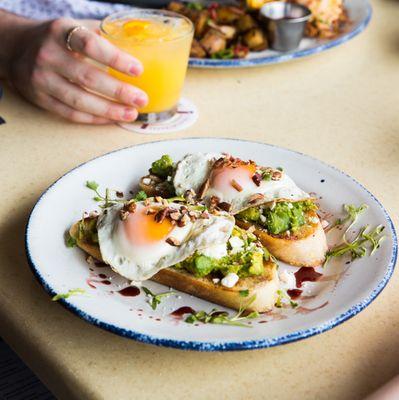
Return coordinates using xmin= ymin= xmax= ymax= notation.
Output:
xmin=7 ymin=18 xmax=148 ymax=124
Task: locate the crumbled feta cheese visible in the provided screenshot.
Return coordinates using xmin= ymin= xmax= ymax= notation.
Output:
xmin=142 ymin=178 xmax=151 ymax=185
xmin=321 ymin=219 xmax=329 ymax=228
xmin=279 ymin=270 xmax=296 ymax=289
xmin=221 ymin=273 xmax=239 ymax=288
xmin=199 ymin=243 xmax=228 ymax=259
xmin=212 ymin=278 xmax=220 ymax=284
xmin=260 ymin=214 xmax=266 ymax=223
xmin=309 ymin=216 xmax=319 ymax=224
xmin=270 ymin=201 xmax=276 ymax=210
xmin=229 ymin=236 xmax=244 ymax=254
xmin=287 ymin=202 xmax=294 ymax=209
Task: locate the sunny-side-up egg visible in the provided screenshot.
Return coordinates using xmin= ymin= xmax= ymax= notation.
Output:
xmin=97 ymin=200 xmax=235 ymax=281
xmin=173 ymin=153 xmax=310 ymax=214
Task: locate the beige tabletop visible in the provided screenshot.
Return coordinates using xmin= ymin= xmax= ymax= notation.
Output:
xmin=0 ymin=1 xmax=398 ymax=399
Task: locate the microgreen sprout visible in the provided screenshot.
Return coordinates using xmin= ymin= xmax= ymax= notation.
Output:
xmin=142 ymin=287 xmax=176 ymax=310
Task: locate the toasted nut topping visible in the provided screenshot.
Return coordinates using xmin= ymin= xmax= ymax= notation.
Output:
xmin=209 ymin=195 xmax=220 ymax=211
xmin=169 ymin=211 xmax=181 ymax=220
xmin=271 ymin=171 xmax=282 ymax=181
xmin=154 ymin=208 xmax=168 ymax=223
xmin=144 ymin=198 xmax=151 ymax=206
xmin=166 ymin=237 xmax=180 ymax=246
xmin=145 ymin=207 xmax=157 ymax=215
xmin=218 ymin=202 xmax=232 ymax=212
xmin=178 ymin=214 xmax=190 ymax=227
xmin=126 ymin=202 xmax=137 ymax=213
xmin=155 ymin=196 xmax=163 ymax=203
xmin=116 ymin=191 xmax=124 ymax=198
xmin=231 ymin=179 xmax=243 ymax=192
xmin=252 ymin=173 xmax=262 ymax=187
xmin=162 ymin=199 xmax=169 ymax=207
xmin=119 ymin=210 xmax=129 ymax=221
xmin=184 ymin=189 xmax=196 ymax=204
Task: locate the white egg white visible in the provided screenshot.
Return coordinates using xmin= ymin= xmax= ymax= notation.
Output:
xmin=173 ymin=153 xmax=309 ymax=214
xmin=97 ymin=201 xmax=235 ymax=281
xmin=174 ymin=152 xmax=223 ymax=196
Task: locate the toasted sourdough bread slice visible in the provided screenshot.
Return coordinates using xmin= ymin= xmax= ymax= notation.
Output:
xmin=236 ymin=212 xmax=327 ymax=267
xmin=70 ymin=222 xmax=279 ymax=312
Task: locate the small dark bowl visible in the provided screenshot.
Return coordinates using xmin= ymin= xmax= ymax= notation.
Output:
xmin=260 ymin=1 xmax=311 ymax=52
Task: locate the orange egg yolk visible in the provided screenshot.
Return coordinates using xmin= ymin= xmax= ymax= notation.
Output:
xmin=123 ymin=207 xmax=174 ymax=246
xmin=210 ymin=163 xmax=257 ymax=194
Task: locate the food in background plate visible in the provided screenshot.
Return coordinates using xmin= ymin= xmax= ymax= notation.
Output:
xmin=294 ymin=0 xmax=348 ymax=39
xmin=166 ymin=1 xmax=348 ymax=59
xmin=139 ymin=153 xmax=328 ymax=267
xmin=70 ymin=197 xmax=279 ymax=312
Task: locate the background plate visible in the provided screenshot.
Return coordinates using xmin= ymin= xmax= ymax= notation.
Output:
xmin=189 ymin=0 xmax=371 ymax=68
xmin=25 ymin=138 xmax=396 ymax=351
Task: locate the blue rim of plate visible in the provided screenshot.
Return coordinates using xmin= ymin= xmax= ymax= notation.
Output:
xmin=25 ymin=138 xmax=397 ymax=351
xmin=188 ymin=1 xmax=372 ymax=68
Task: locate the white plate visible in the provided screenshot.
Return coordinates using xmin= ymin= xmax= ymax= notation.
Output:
xmin=189 ymin=0 xmax=371 ymax=68
xmin=25 ymin=138 xmax=397 ymax=351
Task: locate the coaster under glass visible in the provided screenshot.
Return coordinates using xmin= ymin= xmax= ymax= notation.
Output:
xmin=118 ymin=97 xmax=198 ymax=134
xmin=137 ymin=106 xmax=177 ymax=124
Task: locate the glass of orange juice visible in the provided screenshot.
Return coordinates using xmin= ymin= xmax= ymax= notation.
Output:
xmin=101 ymin=9 xmax=194 ymax=123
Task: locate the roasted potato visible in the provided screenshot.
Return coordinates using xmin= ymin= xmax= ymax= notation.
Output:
xmin=243 ymin=28 xmax=268 ymax=51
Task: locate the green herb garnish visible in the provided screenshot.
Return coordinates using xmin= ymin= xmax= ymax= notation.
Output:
xmin=86 ymin=181 xmax=125 ymax=208
xmin=142 ymin=287 xmax=175 ymax=310
xmin=324 ymin=225 xmax=385 ymax=266
xmin=134 ymin=190 xmax=147 ymax=201
xmin=185 ymin=295 xmax=259 ymax=328
xmin=52 ymin=288 xmax=86 ymax=301
xmin=275 ymin=289 xmax=298 ymax=308
xmin=239 ymin=289 xmax=249 ymax=297
xmin=211 ymin=48 xmax=234 ymax=60
xmin=334 ymin=204 xmax=368 ymax=237
xmin=187 ymin=2 xmax=203 ymax=10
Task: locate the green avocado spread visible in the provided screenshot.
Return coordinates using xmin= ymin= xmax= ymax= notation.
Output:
xmin=237 ymin=200 xmax=317 ymax=235
xmin=175 ymin=227 xmax=269 ymax=279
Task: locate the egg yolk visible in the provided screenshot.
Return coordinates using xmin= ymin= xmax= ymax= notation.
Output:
xmin=210 ymin=163 xmax=257 ymax=194
xmin=123 ymin=207 xmax=174 ymax=246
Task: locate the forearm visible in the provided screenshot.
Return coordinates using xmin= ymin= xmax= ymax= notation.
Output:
xmin=0 ymin=9 xmax=37 ymax=79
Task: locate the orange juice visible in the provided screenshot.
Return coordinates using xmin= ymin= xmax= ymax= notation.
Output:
xmin=101 ymin=10 xmax=193 ymax=120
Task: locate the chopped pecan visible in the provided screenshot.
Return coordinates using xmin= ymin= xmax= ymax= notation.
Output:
xmin=231 ymin=179 xmax=243 ymax=192
xmin=209 ymin=196 xmax=220 ymax=211
xmin=178 ymin=214 xmax=190 ymax=227
xmin=166 ymin=237 xmax=180 ymax=246
xmin=169 ymin=211 xmax=181 ymax=221
xmin=119 ymin=210 xmax=129 ymax=221
xmin=218 ymin=202 xmax=232 ymax=212
xmin=252 ymin=173 xmax=262 ymax=187
xmin=184 ymin=189 xmax=196 ymax=204
xmin=154 ymin=208 xmax=168 ymax=223
xmin=116 ymin=191 xmax=124 ymax=198
xmin=271 ymin=171 xmax=282 ymax=181
xmin=126 ymin=202 xmax=136 ymax=213
xmin=155 ymin=196 xmax=163 ymax=203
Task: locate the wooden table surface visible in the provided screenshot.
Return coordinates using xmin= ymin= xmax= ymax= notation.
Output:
xmin=0 ymin=1 xmax=398 ymax=398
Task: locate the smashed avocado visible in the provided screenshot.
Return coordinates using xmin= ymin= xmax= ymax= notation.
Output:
xmin=77 ymin=217 xmax=98 ymax=244
xmin=237 ymin=200 xmax=317 ymax=235
xmin=150 ymin=155 xmax=174 ymax=178
xmin=175 ymin=228 xmax=268 ymax=279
